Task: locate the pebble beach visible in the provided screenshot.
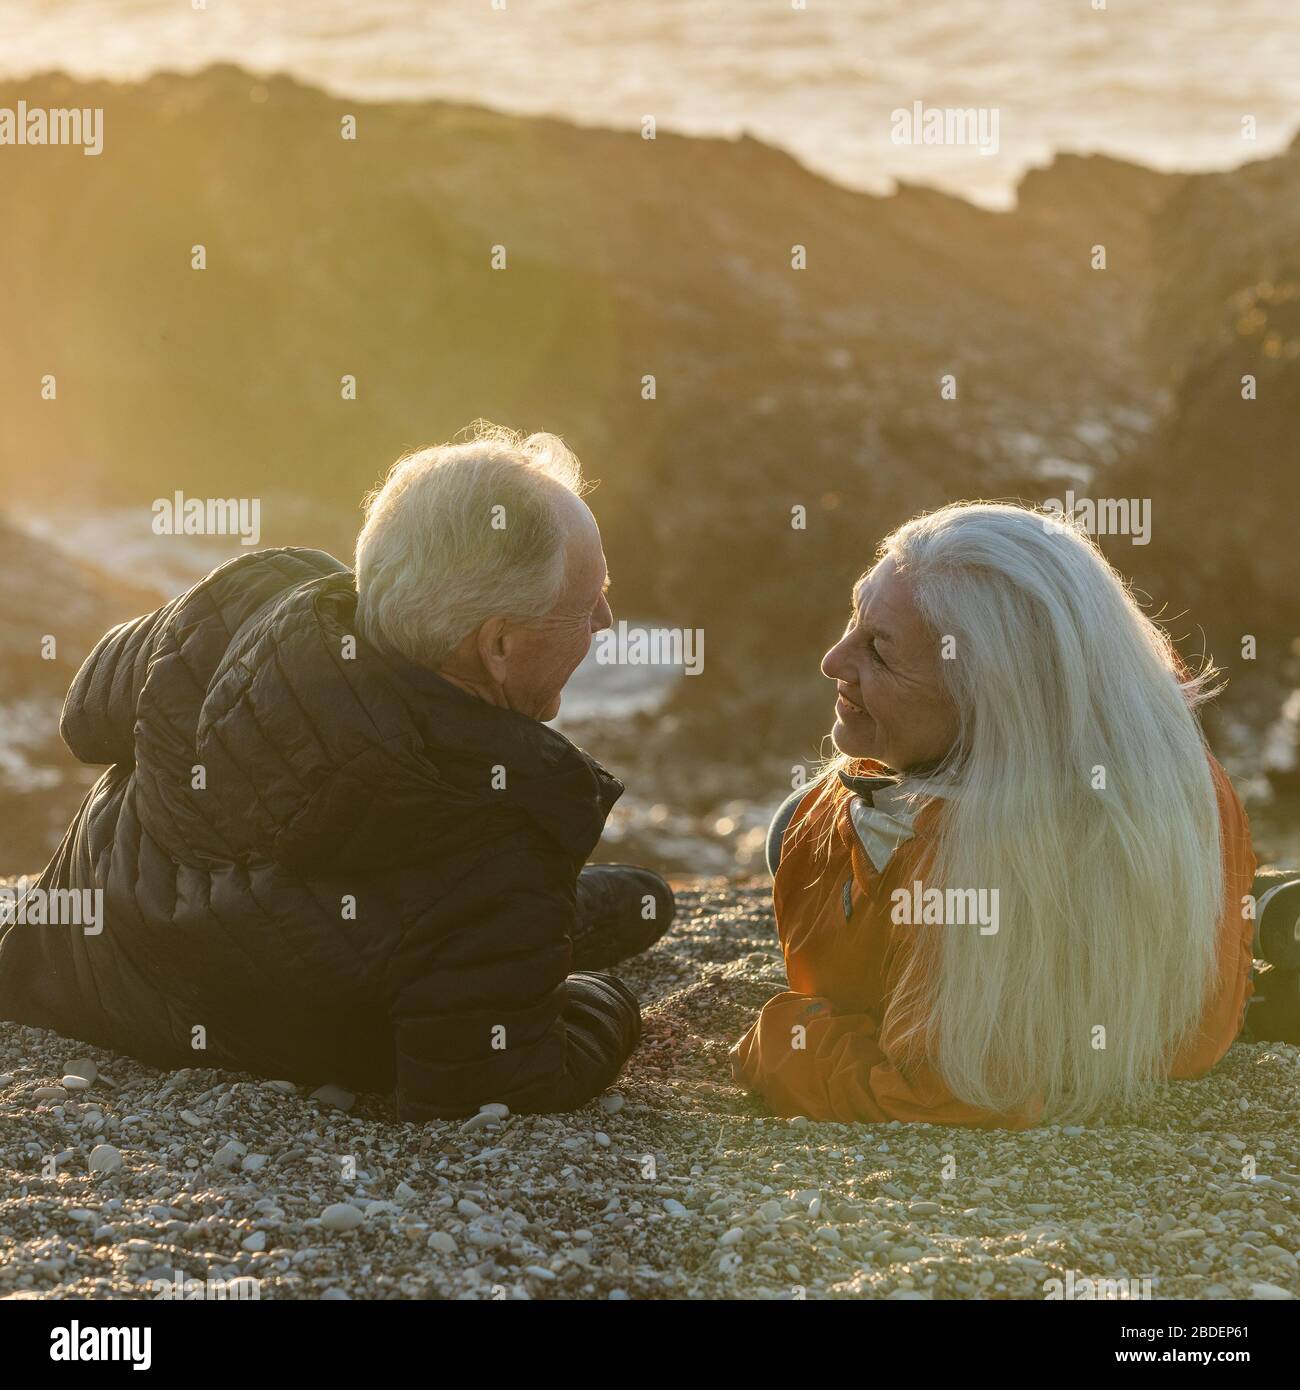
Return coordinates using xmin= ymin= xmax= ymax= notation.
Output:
xmin=1 ymin=881 xmax=1297 ymax=1301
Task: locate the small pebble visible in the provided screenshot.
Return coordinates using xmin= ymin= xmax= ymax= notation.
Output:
xmin=319 ymin=1203 xmax=364 ymax=1233
xmin=88 ymin=1144 xmax=123 ymax=1174
xmin=310 ymin=1084 xmax=355 ymax=1112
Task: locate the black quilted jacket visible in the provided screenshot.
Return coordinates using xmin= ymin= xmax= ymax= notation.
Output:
xmin=0 ymin=548 xmax=642 ymax=1118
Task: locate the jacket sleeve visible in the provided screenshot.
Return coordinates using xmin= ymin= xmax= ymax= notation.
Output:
xmin=730 ymin=991 xmax=1038 ymax=1129
xmin=59 ymin=600 xmax=183 ymax=767
xmin=60 ymin=548 xmax=349 ymax=768
xmin=390 ymin=841 xmax=642 ymax=1121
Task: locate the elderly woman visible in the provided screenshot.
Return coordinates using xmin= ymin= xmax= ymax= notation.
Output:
xmin=732 ymin=501 xmax=1296 ymax=1128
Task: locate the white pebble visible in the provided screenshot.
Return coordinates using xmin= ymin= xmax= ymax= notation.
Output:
xmin=1250 ymin=1282 xmax=1294 ymax=1300
xmin=457 ymin=1198 xmax=484 ymax=1218
xmin=662 ymin=1199 xmax=689 ymax=1217
xmin=427 ymin=1231 xmax=457 ymax=1254
xmin=64 ymin=1059 xmax=97 ymax=1083
xmin=241 ymin=1231 xmax=267 ymax=1252
xmin=88 ymin=1144 xmax=123 ymax=1174
xmin=478 ymin=1102 xmax=510 ymax=1120
xmin=241 ymin=1154 xmax=270 ymax=1173
xmin=62 ymin=1075 xmax=91 ymax=1091
xmin=310 ymin=1084 xmax=355 ymax=1112
xmin=319 ymin=1203 xmax=364 ymax=1233
xmin=719 ymin=1227 xmax=744 ymax=1247
xmin=394 ymin=1181 xmax=417 ymax=1205
xmin=599 ymin=1093 xmax=624 ymax=1115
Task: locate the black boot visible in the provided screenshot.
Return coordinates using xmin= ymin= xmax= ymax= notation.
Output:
xmin=1244 ymin=966 xmax=1300 ymax=1045
xmin=1252 ymin=870 xmax=1300 ymax=970
xmin=571 ymin=864 xmax=675 ymax=971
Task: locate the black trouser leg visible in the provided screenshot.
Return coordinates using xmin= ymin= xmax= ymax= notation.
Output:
xmin=571 ymin=864 xmax=675 ymax=971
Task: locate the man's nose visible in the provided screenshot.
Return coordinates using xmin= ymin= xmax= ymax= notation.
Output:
xmin=594 ymin=595 xmax=613 ymax=633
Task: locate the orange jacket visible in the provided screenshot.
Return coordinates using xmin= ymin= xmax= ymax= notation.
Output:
xmin=731 ymin=755 xmax=1256 ymax=1128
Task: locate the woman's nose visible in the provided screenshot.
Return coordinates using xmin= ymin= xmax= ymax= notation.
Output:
xmin=821 ymin=637 xmax=848 ymax=682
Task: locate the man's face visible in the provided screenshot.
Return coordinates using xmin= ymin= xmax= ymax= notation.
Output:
xmin=501 ymin=492 xmax=612 ymax=721
xmin=821 ymin=556 xmax=959 ymax=771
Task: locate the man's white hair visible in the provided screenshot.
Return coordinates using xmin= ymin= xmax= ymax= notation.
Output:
xmin=354 ymin=422 xmax=588 ymax=669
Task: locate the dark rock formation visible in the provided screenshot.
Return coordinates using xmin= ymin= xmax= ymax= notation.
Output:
xmin=1 ymin=65 xmax=1297 ymax=867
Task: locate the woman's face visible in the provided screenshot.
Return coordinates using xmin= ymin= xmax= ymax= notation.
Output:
xmin=821 ymin=556 xmax=960 ymax=771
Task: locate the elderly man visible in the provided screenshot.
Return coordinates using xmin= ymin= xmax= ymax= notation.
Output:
xmin=0 ymin=425 xmax=672 ymax=1118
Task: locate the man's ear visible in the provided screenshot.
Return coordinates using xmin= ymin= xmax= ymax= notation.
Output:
xmin=475 ymin=615 xmax=511 ymax=684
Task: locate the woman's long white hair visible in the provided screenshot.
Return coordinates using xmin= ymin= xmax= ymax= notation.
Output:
xmin=834 ymin=502 xmax=1224 ymax=1123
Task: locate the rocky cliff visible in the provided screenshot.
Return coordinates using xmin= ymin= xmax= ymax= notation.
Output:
xmin=2 ymin=65 xmax=1297 ymax=869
